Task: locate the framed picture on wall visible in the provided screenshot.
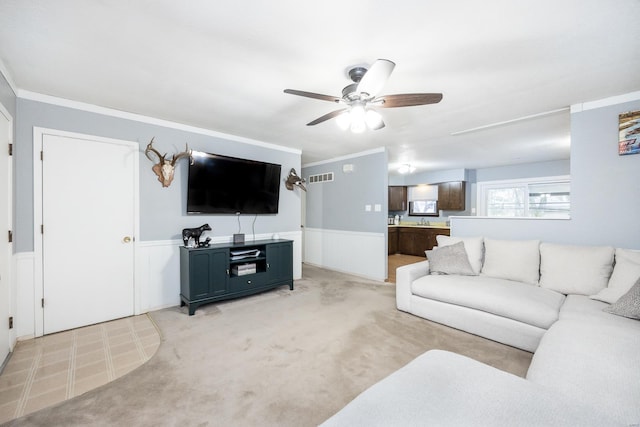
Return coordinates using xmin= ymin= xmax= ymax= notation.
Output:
xmin=619 ymin=109 xmax=640 ymax=155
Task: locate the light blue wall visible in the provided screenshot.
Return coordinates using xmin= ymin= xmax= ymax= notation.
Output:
xmin=302 ymin=149 xmax=388 ymax=233
xmin=453 ymin=95 xmax=640 ymax=249
xmin=475 ymin=159 xmax=569 ymax=182
xmin=14 ymin=98 xmax=301 ymax=252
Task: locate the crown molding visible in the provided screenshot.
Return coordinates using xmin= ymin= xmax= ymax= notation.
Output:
xmin=17 ymin=89 xmax=301 ymax=155
xmin=571 ymin=90 xmax=640 ymax=113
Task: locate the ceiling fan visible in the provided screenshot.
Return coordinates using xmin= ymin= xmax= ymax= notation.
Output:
xmin=284 ymin=59 xmax=443 ymax=133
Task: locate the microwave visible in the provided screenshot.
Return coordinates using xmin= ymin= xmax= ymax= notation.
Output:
xmin=408 ymin=200 xmax=438 ymax=216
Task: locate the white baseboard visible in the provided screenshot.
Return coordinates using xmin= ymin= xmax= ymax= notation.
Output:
xmin=303 ymin=228 xmax=386 ymax=281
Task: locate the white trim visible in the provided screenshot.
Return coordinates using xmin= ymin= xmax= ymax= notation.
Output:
xmin=451 ymin=107 xmax=569 ymax=136
xmin=0 ymin=103 xmax=14 ymax=355
xmin=18 ymin=90 xmax=301 ymax=155
xmin=476 ymin=175 xmax=571 ymax=218
xmin=302 ymin=147 xmax=386 ymax=168
xmin=571 ymin=91 xmax=640 ymax=113
xmin=0 ymin=59 xmax=18 ymax=96
xmin=33 ymin=127 xmax=140 ymax=337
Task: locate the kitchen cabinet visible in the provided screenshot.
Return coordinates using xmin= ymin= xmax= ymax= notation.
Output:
xmin=389 ymin=186 xmax=408 ymax=211
xmin=388 ymin=227 xmax=398 ymax=255
xmin=395 ymin=227 xmax=450 ymax=257
xmin=437 ymin=181 xmax=466 ymax=211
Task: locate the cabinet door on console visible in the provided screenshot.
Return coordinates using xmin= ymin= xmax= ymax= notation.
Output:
xmin=267 ymin=242 xmax=293 ymax=284
xmin=190 ymin=249 xmax=229 ymax=298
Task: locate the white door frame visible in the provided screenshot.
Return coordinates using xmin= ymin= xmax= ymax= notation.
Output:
xmin=33 ymin=127 xmax=140 ymax=337
xmin=0 ymin=102 xmax=14 ymax=359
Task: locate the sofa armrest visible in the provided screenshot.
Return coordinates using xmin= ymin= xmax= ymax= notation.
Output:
xmin=395 ymin=260 xmax=429 ymax=312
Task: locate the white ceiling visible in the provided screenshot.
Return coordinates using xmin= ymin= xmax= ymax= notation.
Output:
xmin=1 ymin=1 xmax=639 ymax=175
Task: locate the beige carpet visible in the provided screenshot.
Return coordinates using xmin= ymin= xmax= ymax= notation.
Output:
xmin=5 ymin=265 xmax=532 ymax=426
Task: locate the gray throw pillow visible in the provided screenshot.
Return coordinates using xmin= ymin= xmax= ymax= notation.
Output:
xmin=426 ymin=241 xmax=475 ymax=276
xmin=603 ymin=276 xmax=640 ymax=320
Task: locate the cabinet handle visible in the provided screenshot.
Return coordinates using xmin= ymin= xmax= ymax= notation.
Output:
xmin=226 ymin=269 xmax=229 ymax=276
xmin=267 ymin=263 xmax=270 ymax=269
xmin=247 ymin=280 xmax=252 ymax=284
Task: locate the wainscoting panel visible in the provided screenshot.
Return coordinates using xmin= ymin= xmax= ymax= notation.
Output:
xmin=136 ymin=231 xmax=303 ymax=313
xmin=14 ymin=252 xmax=35 ymax=340
xmin=303 ymin=228 xmax=386 ymax=281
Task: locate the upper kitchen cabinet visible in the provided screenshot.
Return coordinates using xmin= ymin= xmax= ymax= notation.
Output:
xmin=389 ymin=186 xmax=408 ymax=211
xmin=437 ymin=181 xmax=466 ymax=211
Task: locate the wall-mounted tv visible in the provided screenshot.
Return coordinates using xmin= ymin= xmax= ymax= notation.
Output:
xmin=187 ymin=151 xmax=282 ymax=214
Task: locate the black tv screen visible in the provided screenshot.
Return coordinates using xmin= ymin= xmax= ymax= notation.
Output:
xmin=187 ymin=151 xmax=282 ymax=214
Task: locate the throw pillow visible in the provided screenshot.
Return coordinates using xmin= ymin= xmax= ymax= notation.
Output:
xmin=435 ymin=235 xmax=484 ymax=275
xmin=539 ymin=243 xmax=614 ymax=295
xmin=603 ymin=277 xmax=640 ymax=320
xmin=480 ymin=238 xmax=540 ymax=285
xmin=591 ymin=248 xmax=640 ymax=304
xmin=425 ymin=241 xmax=475 ymax=276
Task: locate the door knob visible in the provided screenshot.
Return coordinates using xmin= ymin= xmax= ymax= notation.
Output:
xmin=123 ymin=236 xmax=132 ymax=243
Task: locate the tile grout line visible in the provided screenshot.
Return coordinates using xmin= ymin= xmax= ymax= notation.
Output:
xmin=66 ymin=330 xmax=77 ymax=399
xmin=101 ymin=325 xmax=116 ymax=381
xmin=13 ymin=345 xmax=43 ymax=419
xmin=128 ymin=317 xmax=148 ymax=361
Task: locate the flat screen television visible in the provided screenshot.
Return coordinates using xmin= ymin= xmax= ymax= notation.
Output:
xmin=187 ymin=151 xmax=282 ymax=214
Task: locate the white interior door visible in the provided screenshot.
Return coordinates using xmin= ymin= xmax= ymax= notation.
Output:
xmin=0 ymin=107 xmax=12 ymax=363
xmin=42 ymin=133 xmax=136 ymax=334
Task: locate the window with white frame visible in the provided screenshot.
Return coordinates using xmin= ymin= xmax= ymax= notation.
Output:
xmin=477 ymin=176 xmax=570 ymax=219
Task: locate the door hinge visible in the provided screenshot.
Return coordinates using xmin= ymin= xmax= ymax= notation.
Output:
xmin=40 ymin=151 xmax=43 ymax=161
xmin=8 ymin=143 xmax=12 ymax=156
xmin=41 ymin=298 xmax=44 ymax=308
xmin=8 ymin=316 xmax=13 ymax=329
xmin=41 ymin=224 xmax=44 ymax=234
xmin=7 ymin=230 xmax=12 ymax=243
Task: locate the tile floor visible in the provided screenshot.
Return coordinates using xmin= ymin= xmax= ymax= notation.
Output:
xmin=0 ymin=314 xmax=161 ymax=424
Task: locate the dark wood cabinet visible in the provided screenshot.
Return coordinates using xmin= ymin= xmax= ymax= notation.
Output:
xmin=180 ymin=239 xmax=294 ymax=315
xmin=388 ymin=228 xmax=398 ymax=255
xmin=395 ymin=227 xmax=450 ymax=257
xmin=437 ymin=181 xmax=466 ymax=211
xmin=389 ymin=186 xmax=408 ymax=211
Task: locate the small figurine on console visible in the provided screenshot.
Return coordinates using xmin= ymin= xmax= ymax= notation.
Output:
xmin=198 ymin=237 xmax=211 ymax=248
xmin=182 ymin=224 xmax=212 ymax=247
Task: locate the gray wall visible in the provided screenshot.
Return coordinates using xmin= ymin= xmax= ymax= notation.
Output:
xmin=453 ymin=96 xmax=640 ymax=249
xmin=15 ymin=98 xmax=301 ymax=252
xmin=302 ymin=150 xmax=388 ymax=233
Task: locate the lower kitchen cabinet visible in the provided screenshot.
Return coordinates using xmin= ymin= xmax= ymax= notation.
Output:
xmin=395 ymin=227 xmax=450 ymax=257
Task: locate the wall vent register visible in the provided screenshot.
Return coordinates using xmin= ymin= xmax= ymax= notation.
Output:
xmin=308 ymin=172 xmax=334 ymax=184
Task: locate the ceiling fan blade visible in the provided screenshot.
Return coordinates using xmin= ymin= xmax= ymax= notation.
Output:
xmin=284 ymin=89 xmax=341 ymax=103
xmin=356 ymin=59 xmax=395 ymax=98
xmin=376 ymin=93 xmax=443 ymax=108
xmin=307 ymin=108 xmax=348 ymax=126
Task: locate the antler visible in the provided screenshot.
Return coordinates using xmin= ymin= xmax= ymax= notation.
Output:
xmin=171 ymin=144 xmax=192 ymax=166
xmin=145 ymin=137 xmax=166 ymax=162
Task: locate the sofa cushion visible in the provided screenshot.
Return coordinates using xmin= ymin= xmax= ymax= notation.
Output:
xmin=411 ymin=274 xmax=564 ymax=329
xmin=425 ymin=241 xmax=475 ymax=276
xmin=591 ymin=248 xmax=640 ymax=304
xmin=539 ymin=243 xmax=614 ymax=295
xmin=321 ymin=350 xmax=618 ymax=427
xmin=527 ymin=318 xmax=640 ymax=425
xmin=480 ymin=238 xmax=540 ymax=285
xmin=604 ymin=277 xmax=640 ymax=319
xmin=436 ymin=235 xmax=484 ymax=275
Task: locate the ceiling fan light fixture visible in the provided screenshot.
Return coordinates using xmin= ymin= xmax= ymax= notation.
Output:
xmin=349 ymin=104 xmax=366 ymax=133
xmin=365 ymin=109 xmax=384 ymax=130
xmin=398 ymin=164 xmax=416 ymax=174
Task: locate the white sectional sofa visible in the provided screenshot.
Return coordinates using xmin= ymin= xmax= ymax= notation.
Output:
xmin=322 ymin=237 xmax=640 ymax=426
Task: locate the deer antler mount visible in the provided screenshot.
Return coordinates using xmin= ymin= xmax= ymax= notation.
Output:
xmin=145 ymin=137 xmax=192 ymax=187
